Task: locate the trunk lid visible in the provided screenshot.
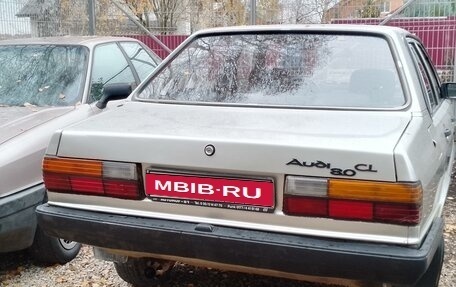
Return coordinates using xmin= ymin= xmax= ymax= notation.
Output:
xmin=53 ymin=101 xmax=416 ymax=244
xmin=57 ymin=102 xmax=410 ymax=182
xmin=0 ymin=106 xmax=74 ymax=145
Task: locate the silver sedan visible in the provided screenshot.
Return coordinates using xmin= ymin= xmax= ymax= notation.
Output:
xmin=0 ymin=36 xmax=160 ymax=264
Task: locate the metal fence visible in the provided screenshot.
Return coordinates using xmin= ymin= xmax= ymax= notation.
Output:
xmin=327 ymin=0 xmax=456 ymax=82
xmin=0 ymin=0 xmax=455 ymax=81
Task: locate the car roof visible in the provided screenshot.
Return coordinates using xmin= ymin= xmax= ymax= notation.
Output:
xmin=192 ymin=24 xmax=411 ymax=38
xmin=0 ymin=36 xmax=141 ymax=48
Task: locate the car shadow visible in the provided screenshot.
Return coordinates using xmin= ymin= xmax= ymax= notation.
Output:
xmin=0 ymin=249 xmax=31 ymax=278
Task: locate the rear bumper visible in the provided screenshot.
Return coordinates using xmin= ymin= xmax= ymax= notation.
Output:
xmin=0 ymin=184 xmax=45 ymax=252
xmin=36 ymin=204 xmax=443 ymax=285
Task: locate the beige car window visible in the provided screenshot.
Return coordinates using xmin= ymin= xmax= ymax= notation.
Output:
xmin=90 ymin=43 xmax=136 ymax=103
xmin=120 ymin=42 xmax=160 ymax=82
xmin=409 ymin=44 xmax=438 ymax=111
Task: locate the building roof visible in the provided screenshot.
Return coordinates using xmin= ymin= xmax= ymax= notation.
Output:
xmin=16 ymin=0 xmax=56 ymax=17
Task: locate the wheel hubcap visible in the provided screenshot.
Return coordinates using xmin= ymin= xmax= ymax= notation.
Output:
xmin=58 ymin=238 xmax=78 ymax=250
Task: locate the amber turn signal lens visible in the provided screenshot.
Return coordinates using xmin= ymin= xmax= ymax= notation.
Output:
xmin=328 ymin=179 xmax=422 ymax=204
xmin=43 ymin=157 xmax=103 ymax=177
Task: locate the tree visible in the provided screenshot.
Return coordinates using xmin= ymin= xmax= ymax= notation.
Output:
xmin=283 ymin=0 xmax=338 ymax=24
xmin=123 ymin=0 xmax=186 ymax=34
xmin=359 ymin=0 xmax=380 ymax=18
xmin=123 ymin=0 xmax=152 ymax=28
xmin=256 ymin=0 xmax=281 ymax=24
xmin=185 ymin=0 xmax=247 ymax=31
xmin=60 ymin=0 xmax=123 ymax=35
xmin=150 ymin=0 xmax=185 ymax=33
xmin=313 ymin=0 xmax=338 ymax=23
xmin=218 ymin=0 xmax=247 ymax=26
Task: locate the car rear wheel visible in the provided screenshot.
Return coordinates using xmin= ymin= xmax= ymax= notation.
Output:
xmin=29 ymin=225 xmax=81 ymax=264
xmin=114 ymin=257 xmax=175 ymax=287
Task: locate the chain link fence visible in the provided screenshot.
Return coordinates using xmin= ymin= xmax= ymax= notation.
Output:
xmin=390 ymin=0 xmax=456 ymax=82
xmin=325 ymin=0 xmax=456 ymax=82
xmin=0 ymin=0 xmax=31 ymax=38
xmin=0 ymin=0 xmax=454 ymax=80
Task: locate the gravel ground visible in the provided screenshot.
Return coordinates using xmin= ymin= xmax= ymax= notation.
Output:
xmin=2 ymin=172 xmax=456 ymax=287
xmin=0 ymin=246 xmax=343 ymax=287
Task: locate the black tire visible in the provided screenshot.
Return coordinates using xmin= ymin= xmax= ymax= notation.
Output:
xmin=414 ymin=236 xmax=444 ymax=287
xmin=114 ymin=257 xmax=175 ymax=287
xmin=29 ymin=226 xmax=81 ymax=265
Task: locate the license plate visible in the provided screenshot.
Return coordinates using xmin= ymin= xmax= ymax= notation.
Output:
xmin=145 ymin=171 xmax=274 ymax=213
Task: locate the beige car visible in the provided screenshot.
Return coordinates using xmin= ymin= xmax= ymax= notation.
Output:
xmin=37 ymin=25 xmax=454 ymax=286
xmin=0 ymin=36 xmax=160 ymax=263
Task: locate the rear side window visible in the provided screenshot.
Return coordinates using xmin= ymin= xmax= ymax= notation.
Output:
xmin=120 ymin=42 xmax=160 ymax=81
xmin=409 ymin=44 xmax=438 ymax=110
xmin=137 ymin=33 xmax=405 ymax=109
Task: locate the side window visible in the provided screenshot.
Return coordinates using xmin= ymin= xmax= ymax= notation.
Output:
xmin=414 ymin=43 xmax=442 ymax=100
xmin=120 ymin=42 xmax=160 ymax=82
xmin=409 ymin=43 xmax=438 ymax=111
xmin=89 ymin=43 xmax=136 ymax=103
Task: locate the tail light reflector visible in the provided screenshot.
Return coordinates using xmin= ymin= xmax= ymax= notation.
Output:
xmin=284 ymin=176 xmax=422 ymax=226
xmin=283 ymin=196 xmax=327 ymax=217
xmin=104 ymin=180 xmax=141 ymax=199
xmin=329 ymin=200 xmax=373 ymax=221
xmin=43 ymin=173 xmax=71 ymax=191
xmin=43 ymin=157 xmax=143 ymax=200
xmin=70 ymin=177 xmax=104 ymax=194
xmin=374 ymin=203 xmax=420 ymax=225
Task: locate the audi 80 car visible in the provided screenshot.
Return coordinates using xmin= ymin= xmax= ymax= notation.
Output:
xmin=0 ymin=36 xmax=160 ymax=263
xmin=37 ymin=25 xmax=455 ymax=286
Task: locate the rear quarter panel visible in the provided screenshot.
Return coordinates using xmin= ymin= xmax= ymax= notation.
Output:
xmin=0 ymin=105 xmax=98 ymax=197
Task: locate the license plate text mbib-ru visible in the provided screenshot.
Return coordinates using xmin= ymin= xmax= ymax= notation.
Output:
xmin=145 ymin=171 xmax=275 ymax=212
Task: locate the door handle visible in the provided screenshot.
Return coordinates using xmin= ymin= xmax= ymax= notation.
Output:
xmin=444 ymin=129 xmax=452 ymax=138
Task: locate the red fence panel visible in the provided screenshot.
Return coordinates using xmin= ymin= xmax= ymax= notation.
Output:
xmin=331 ymin=17 xmax=456 ymax=79
xmin=128 ymin=35 xmax=188 ymax=59
xmin=129 ymin=20 xmax=455 ymax=81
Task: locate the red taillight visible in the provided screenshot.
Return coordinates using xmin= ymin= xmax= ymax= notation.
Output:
xmin=374 ymin=203 xmax=420 ymax=225
xmin=284 ymin=196 xmax=420 ymax=225
xmin=43 ymin=157 xmax=143 ymax=200
xmin=284 ymin=196 xmax=327 ymax=217
xmin=283 ymin=176 xmax=422 ymax=226
xmin=329 ymin=200 xmax=373 ymax=221
xmin=43 ymin=173 xmax=71 ymax=191
xmin=70 ymin=177 xmax=104 ymax=194
xmin=104 ymin=179 xmax=141 ymax=199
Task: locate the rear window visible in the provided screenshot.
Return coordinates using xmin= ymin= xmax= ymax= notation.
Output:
xmin=137 ymin=33 xmax=405 ymax=108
